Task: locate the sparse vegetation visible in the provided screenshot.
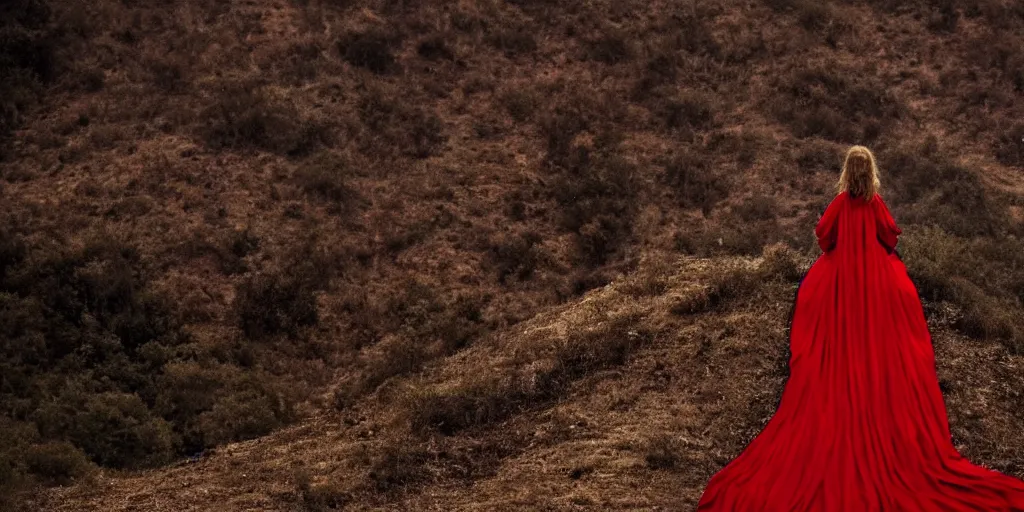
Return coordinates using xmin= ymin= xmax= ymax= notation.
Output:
xmin=996 ymin=122 xmax=1024 ymax=168
xmin=2 ymin=0 xmax=1024 ymax=509
xmin=294 ymin=152 xmax=359 ymax=207
xmin=663 ymin=147 xmax=729 ymax=216
xmin=901 ymin=227 xmax=1024 ymax=354
xmin=586 ymin=31 xmax=633 ymax=64
xmin=882 ymin=143 xmax=1008 ymax=237
xmin=660 ymin=91 xmax=717 ymax=132
xmin=486 ymin=27 xmax=537 ymax=57
xmin=773 ymin=65 xmax=902 ymax=143
xmin=408 ymin=312 xmax=653 ymax=435
xmin=200 ymin=81 xmax=326 ymax=156
xmin=357 ymin=86 xmax=447 ymax=158
xmin=235 ymin=253 xmax=322 ymax=340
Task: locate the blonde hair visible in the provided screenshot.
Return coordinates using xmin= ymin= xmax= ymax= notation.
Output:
xmin=837 ymin=145 xmax=880 ymax=200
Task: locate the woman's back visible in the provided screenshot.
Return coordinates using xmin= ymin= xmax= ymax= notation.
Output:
xmin=696 ymin=146 xmax=1024 ymax=511
xmin=815 ymin=191 xmax=900 ymax=261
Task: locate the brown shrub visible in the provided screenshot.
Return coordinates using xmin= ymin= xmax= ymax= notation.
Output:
xmin=766 ymin=0 xmax=842 ymax=33
xmin=293 ymin=152 xmax=359 ymax=207
xmin=759 ymin=242 xmax=804 ymax=283
xmin=199 ymin=81 xmax=326 ymax=156
xmin=24 ymin=441 xmax=94 ymax=486
xmin=497 ymin=88 xmax=537 ymax=123
xmin=195 ymin=386 xmax=290 ymax=446
xmin=659 ymin=91 xmax=717 ymax=132
xmin=486 ymin=27 xmax=537 ymax=57
xmin=334 ymin=286 xmax=486 ymax=408
xmin=148 ymin=56 xmax=187 ymax=93
xmin=489 ymin=231 xmax=542 ymax=284
xmin=707 ymin=129 xmax=763 ymax=168
xmin=860 ymin=0 xmax=958 ymax=32
xmin=537 ymin=85 xmax=627 ymax=167
xmin=417 ymin=33 xmax=455 ymax=61
xmin=685 ymin=265 xmax=762 ymax=314
xmin=357 ymin=87 xmax=447 ymax=159
xmin=713 ymin=217 xmax=783 ymax=256
xmin=277 ymin=39 xmax=324 ymax=85
xmin=901 ymin=227 xmax=1024 ymax=353
xmin=663 ymin=148 xmax=729 ymax=216
xmin=553 ymin=154 xmax=638 ymax=266
xmin=995 ymin=122 xmax=1024 ymax=168
xmin=671 ymin=246 xmax=798 ymax=316
xmin=795 ymin=140 xmax=839 ymax=173
xmin=62 ymin=392 xmax=177 ymax=469
xmin=645 ymin=435 xmax=682 ymax=470
xmin=234 ymin=240 xmax=334 ymax=340
xmin=773 ymin=65 xmax=901 ymax=143
xmin=337 ymin=31 xmax=397 ymax=74
xmin=585 ymin=31 xmax=633 ymax=64
xmin=881 ymin=145 xmax=1007 ymax=237
xmin=235 ymin=268 xmax=319 ymax=340
xmin=179 ymin=228 xmax=259 ymax=275
xmin=674 ymin=11 xmax=720 ymax=55
xmin=733 ymin=194 xmax=778 ymax=223
xmin=0 ymin=8 xmax=57 ymax=152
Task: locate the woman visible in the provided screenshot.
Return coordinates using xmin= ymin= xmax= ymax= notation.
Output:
xmin=696 ymin=146 xmax=1024 ymax=511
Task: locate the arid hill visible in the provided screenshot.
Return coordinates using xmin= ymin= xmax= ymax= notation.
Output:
xmin=1 ymin=0 xmax=1024 ymax=510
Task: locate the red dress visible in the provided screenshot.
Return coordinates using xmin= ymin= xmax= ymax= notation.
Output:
xmin=696 ymin=191 xmax=1024 ymax=511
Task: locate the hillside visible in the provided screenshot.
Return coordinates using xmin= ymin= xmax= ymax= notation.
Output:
xmin=33 ymin=253 xmax=1024 ymax=510
xmin=2 ymin=0 xmax=1024 ymax=509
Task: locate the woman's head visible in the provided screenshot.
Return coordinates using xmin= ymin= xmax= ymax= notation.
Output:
xmin=837 ymin=145 xmax=880 ymax=200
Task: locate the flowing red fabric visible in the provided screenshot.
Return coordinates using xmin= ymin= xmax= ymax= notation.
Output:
xmin=696 ymin=191 xmax=1024 ymax=511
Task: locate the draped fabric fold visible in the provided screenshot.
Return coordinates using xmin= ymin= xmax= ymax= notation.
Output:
xmin=696 ymin=191 xmax=1024 ymax=511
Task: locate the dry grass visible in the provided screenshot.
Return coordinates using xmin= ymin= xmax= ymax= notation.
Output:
xmin=1 ymin=0 xmax=1023 ymax=509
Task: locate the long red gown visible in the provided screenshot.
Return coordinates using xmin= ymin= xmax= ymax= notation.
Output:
xmin=696 ymin=191 xmax=1024 ymax=511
